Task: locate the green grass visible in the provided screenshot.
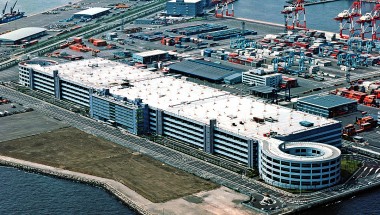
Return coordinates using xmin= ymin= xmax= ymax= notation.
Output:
xmin=341 ymin=157 xmax=362 ymax=182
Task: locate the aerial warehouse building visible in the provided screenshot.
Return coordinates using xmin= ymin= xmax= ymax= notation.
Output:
xmin=166 ymin=0 xmax=204 ymax=17
xmin=132 ymin=50 xmax=168 ymax=64
xmin=297 ymin=95 xmax=358 ymax=118
xmin=0 ymin=27 xmax=46 ymax=45
xmin=242 ymin=68 xmax=282 ymax=87
xmin=73 ymin=7 xmax=111 ymax=19
xmin=19 ymin=58 xmax=343 ymax=174
xmin=168 ymin=60 xmax=243 ymax=83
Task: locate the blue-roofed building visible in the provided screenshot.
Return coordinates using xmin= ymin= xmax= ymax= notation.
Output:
xmin=297 ymin=95 xmax=358 ymax=118
xmin=168 ymin=60 xmax=244 ymax=82
xmin=224 ymin=73 xmax=242 ymax=85
xmin=166 ymin=0 xmax=203 ymax=17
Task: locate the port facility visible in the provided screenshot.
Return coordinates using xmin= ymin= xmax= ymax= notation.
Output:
xmin=18 ymin=58 xmax=343 ymax=189
xmin=297 ymin=95 xmax=358 ymax=118
xmin=0 ymin=27 xmax=47 ymax=45
xmin=168 ymin=59 xmax=244 ymax=82
xmin=73 ymin=7 xmax=111 ymax=19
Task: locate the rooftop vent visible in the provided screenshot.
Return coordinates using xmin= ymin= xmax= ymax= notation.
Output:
xmin=299 ymin=121 xmax=314 ymax=127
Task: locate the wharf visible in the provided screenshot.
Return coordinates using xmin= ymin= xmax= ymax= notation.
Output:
xmin=286 ymin=0 xmax=341 ymax=6
xmin=305 ymin=0 xmax=341 ymax=6
xmin=227 ymin=16 xmax=337 ymax=38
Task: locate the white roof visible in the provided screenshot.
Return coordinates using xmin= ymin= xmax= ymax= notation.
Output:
xmin=26 ymin=58 xmax=338 ymax=139
xmin=74 ymin=7 xmax=111 ymax=16
xmin=261 ymin=139 xmax=341 ymax=162
xmin=24 ymin=58 xmax=162 ymax=90
xmin=0 ymin=27 xmax=46 ymax=42
xmin=134 ymin=50 xmax=168 ymax=58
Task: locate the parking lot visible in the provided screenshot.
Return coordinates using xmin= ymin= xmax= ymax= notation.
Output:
xmin=0 ymin=111 xmax=67 ymax=142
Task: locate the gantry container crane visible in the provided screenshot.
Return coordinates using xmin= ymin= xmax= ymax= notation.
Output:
xmin=334 ymin=0 xmax=362 ymax=39
xmin=281 ymin=0 xmax=307 ymax=31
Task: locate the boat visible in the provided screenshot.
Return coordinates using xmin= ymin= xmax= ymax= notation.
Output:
xmin=0 ymin=1 xmax=26 ymax=24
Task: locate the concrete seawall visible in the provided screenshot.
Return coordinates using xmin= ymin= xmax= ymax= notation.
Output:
xmin=0 ymin=155 xmax=152 ymax=215
xmin=227 ymin=16 xmax=338 ymax=39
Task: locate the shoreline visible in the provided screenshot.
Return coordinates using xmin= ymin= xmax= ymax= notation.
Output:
xmin=26 ymin=0 xmax=84 ymax=19
xmin=0 ymin=155 xmax=151 ymax=215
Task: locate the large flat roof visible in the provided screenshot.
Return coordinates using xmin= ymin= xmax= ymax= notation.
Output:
xmin=0 ymin=27 xmax=46 ymax=42
xmin=169 ymin=60 xmax=243 ymax=81
xmin=134 ymin=50 xmax=168 ymax=58
xmin=74 ymin=7 xmax=111 ymax=16
xmin=26 ymin=58 xmax=338 ymax=139
xmin=298 ymin=94 xmax=357 ymax=109
xmin=24 ymin=58 xmax=162 ymax=89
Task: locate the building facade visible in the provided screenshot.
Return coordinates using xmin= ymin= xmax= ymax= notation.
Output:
xmin=297 ymin=95 xmax=358 ymax=118
xmin=19 ymin=59 xmax=343 ymax=171
xmin=132 ymin=50 xmax=168 ymax=64
xmin=242 ymin=69 xmax=282 ymax=87
xmin=166 ymin=0 xmax=203 ymax=17
xmin=259 ymin=140 xmax=341 ymax=190
xmin=90 ymin=95 xmax=149 ymax=135
xmin=19 ymin=62 xmax=91 ymax=107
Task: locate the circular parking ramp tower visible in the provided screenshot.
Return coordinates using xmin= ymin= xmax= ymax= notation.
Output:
xmin=259 ymin=140 xmax=341 ymax=190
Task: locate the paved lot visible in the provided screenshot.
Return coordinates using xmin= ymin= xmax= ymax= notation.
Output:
xmin=335 ymin=105 xmax=380 ymax=148
xmin=0 ymin=111 xmax=67 ymax=142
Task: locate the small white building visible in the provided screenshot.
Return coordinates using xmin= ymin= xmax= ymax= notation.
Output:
xmin=242 ymin=68 xmax=282 ymax=87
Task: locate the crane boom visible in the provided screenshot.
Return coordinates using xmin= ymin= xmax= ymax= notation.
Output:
xmin=10 ymin=0 xmax=18 ymax=14
xmin=2 ymin=1 xmax=8 ymax=15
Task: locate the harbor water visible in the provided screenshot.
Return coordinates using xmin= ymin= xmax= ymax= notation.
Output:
xmin=1 ymin=0 xmax=75 ymax=16
xmin=234 ymin=0 xmax=375 ymax=33
xmin=0 ymin=0 xmax=379 ymax=214
xmin=0 ymin=166 xmax=135 ymax=214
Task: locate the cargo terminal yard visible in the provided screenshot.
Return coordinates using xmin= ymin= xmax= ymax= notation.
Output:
xmin=1 ymin=0 xmax=380 ymax=214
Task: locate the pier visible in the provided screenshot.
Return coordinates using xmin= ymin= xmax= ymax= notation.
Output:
xmin=286 ymin=0 xmax=341 ymax=6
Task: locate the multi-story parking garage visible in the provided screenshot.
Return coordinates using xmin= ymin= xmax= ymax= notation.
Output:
xmin=259 ymin=139 xmax=341 ymax=190
xmin=18 ymin=58 xmax=342 ymax=172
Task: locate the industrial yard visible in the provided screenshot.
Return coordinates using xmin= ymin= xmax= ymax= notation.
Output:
xmin=1 ymin=0 xmax=380 ymax=214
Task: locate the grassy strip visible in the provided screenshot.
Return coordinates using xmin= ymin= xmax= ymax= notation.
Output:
xmin=0 ymin=127 xmax=218 ymax=203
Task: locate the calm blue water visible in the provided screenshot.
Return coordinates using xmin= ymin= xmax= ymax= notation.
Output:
xmin=0 ymin=0 xmax=75 ymax=16
xmin=0 ymin=166 xmax=135 ymax=214
xmin=304 ymin=188 xmax=380 ymax=215
xmin=234 ymin=0 xmax=376 ymax=32
xmin=1 ymin=0 xmax=379 ymax=214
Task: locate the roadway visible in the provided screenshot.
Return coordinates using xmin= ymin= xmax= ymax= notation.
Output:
xmin=0 ymin=84 xmax=291 ymax=213
xmin=0 ymin=0 xmax=167 ymax=70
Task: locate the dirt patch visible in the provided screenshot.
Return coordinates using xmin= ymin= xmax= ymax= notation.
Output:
xmin=184 ymin=195 xmax=204 ymax=204
xmin=0 ymin=127 xmax=218 ymax=203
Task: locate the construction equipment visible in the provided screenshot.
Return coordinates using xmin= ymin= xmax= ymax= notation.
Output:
xmin=356 ymin=116 xmax=377 ymax=132
xmin=230 ymin=35 xmax=256 ymax=49
xmin=297 ymin=51 xmax=314 ymax=74
xmin=363 ymin=95 xmax=378 ymax=107
xmin=215 ymin=4 xmax=224 ymax=18
xmin=334 ymin=0 xmax=362 ymax=39
xmin=343 ymin=124 xmax=357 ymax=139
xmin=281 ymin=0 xmax=307 ymax=31
xmin=225 ymin=3 xmax=234 ymax=17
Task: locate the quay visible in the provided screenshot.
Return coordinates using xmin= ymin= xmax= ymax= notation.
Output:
xmin=286 ymin=0 xmax=341 ymax=6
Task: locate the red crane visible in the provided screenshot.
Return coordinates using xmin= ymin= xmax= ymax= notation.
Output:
xmin=370 ymin=1 xmax=380 ymax=40
xmin=281 ymin=0 xmax=307 ymax=31
xmin=334 ymin=0 xmax=362 ymax=39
